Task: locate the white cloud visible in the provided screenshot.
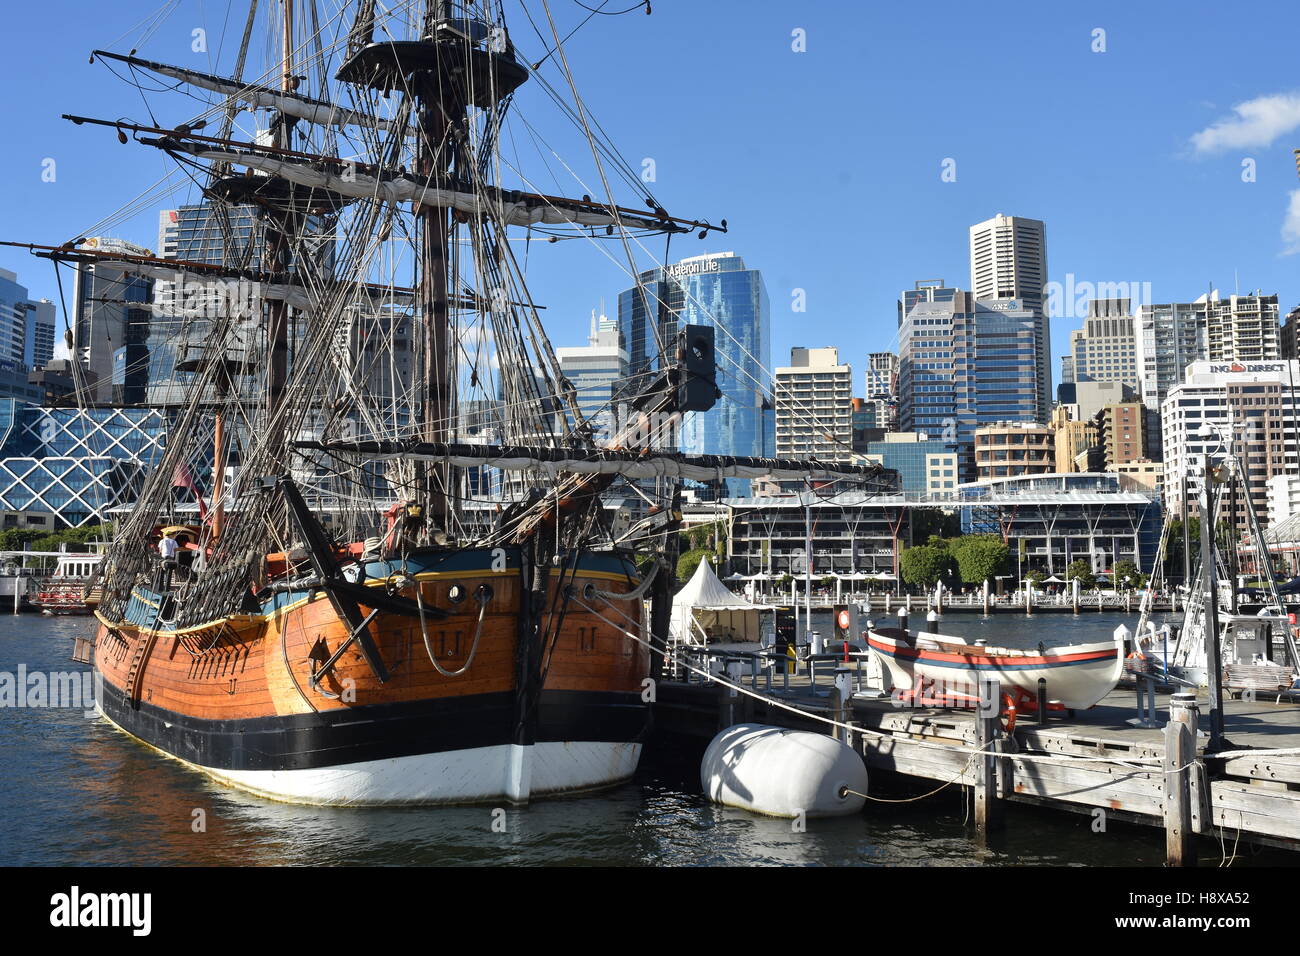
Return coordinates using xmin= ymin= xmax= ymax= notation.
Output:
xmin=1191 ymin=92 xmax=1300 ymax=154
xmin=1282 ymin=189 xmax=1300 ymax=256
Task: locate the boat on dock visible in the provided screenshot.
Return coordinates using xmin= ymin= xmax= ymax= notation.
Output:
xmin=31 ymin=553 xmax=102 ymax=616
xmin=865 ymin=626 xmax=1125 ymax=711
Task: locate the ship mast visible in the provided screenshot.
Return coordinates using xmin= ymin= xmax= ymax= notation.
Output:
xmin=265 ymin=0 xmax=297 ymax=414
xmin=417 ymin=0 xmax=455 ymax=536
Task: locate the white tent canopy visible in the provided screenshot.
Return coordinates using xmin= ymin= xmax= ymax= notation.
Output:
xmin=669 ymin=558 xmax=772 ymax=646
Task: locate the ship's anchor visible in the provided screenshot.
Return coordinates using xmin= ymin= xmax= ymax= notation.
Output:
xmin=308 ymin=608 xmax=382 ymax=699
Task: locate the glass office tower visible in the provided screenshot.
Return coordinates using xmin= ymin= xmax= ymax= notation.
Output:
xmin=899 ymin=290 xmax=1047 ymax=481
xmin=617 ymin=252 xmax=772 ymax=495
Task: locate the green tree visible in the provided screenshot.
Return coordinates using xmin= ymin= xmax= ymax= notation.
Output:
xmin=909 ymin=508 xmax=960 ymax=542
xmin=900 ymin=545 xmax=954 ymax=591
xmin=676 ymin=547 xmax=714 ymax=583
xmin=1164 ymin=517 xmax=1200 ymax=583
xmin=1065 ymin=559 xmax=1096 ymax=589
xmin=949 ymin=535 xmax=1009 ymax=586
xmin=1112 ymin=559 xmax=1147 ymax=589
xmin=1023 ymin=569 xmax=1045 ymax=588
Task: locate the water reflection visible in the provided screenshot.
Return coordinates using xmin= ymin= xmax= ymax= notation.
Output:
xmin=0 ymin=613 xmax=1285 ymax=866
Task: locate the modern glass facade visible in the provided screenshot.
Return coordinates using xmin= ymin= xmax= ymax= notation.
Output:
xmin=960 ymin=472 xmax=1161 ymax=574
xmin=617 ymin=252 xmax=772 ymax=495
xmin=858 ymin=436 xmax=960 ymax=496
xmin=0 ymin=400 xmax=168 ymax=526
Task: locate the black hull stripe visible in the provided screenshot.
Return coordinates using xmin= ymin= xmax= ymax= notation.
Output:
xmin=97 ymin=681 xmax=651 ymax=772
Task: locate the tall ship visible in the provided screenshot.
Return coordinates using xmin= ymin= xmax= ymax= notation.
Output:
xmin=18 ymin=1 xmax=866 ymax=805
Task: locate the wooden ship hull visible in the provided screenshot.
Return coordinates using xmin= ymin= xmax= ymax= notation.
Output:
xmin=91 ymin=547 xmax=650 ymax=805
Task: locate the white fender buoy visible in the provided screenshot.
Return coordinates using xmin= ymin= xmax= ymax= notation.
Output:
xmin=700 ymin=724 xmax=868 ymax=818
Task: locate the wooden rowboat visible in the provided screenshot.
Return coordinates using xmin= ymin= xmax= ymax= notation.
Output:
xmin=866 ymin=626 xmax=1126 ymax=710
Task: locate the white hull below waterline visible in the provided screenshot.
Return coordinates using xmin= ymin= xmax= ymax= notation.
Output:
xmin=98 ymin=706 xmax=640 ymax=805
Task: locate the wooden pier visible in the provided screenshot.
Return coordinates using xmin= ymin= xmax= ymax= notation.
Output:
xmin=652 ymin=665 xmax=1300 ymax=862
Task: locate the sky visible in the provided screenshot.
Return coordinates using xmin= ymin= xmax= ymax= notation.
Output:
xmin=2 ymin=0 xmax=1299 ymax=388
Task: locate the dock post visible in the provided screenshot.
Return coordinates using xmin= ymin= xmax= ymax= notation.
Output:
xmin=975 ymin=675 xmax=1003 ymax=834
xmin=1163 ymin=692 xmax=1199 ymax=867
xmin=897 ymin=606 xmax=909 ymax=639
xmin=1025 ymin=586 xmax=1032 ymax=616
xmin=884 ymin=593 xmax=891 ymax=612
xmin=906 ymin=593 xmax=912 ymax=613
xmin=719 ymin=658 xmax=743 ymax=730
xmin=982 ymin=579 xmax=991 ymax=615
xmin=833 ymin=666 xmax=853 ymax=742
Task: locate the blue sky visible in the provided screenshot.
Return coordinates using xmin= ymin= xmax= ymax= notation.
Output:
xmin=2 ymin=0 xmax=1299 ymax=386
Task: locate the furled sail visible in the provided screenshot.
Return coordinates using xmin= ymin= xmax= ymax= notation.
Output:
xmin=91 ymin=51 xmax=401 ymax=132
xmin=297 ymin=440 xmax=886 ymax=484
xmin=157 ymin=143 xmax=699 ymax=234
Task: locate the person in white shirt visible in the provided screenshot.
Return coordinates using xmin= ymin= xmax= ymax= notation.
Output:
xmin=158 ymin=534 xmax=179 ymax=561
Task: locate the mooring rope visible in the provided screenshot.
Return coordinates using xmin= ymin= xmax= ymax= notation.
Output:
xmin=574 ymin=594 xmax=1172 ymax=773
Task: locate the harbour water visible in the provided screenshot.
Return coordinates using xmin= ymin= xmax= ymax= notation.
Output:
xmin=1 ymin=611 xmax=1290 ymax=866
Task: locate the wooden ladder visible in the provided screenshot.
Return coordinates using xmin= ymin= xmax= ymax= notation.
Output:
xmin=123 ymin=629 xmax=160 ymax=707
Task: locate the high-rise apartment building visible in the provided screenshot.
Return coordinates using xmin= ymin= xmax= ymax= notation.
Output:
xmin=1160 ymin=359 xmax=1299 ymax=534
xmin=898 ymin=290 xmax=1048 ymax=480
xmin=898 ymin=279 xmax=957 ymax=327
xmin=1207 ymin=292 xmax=1279 ymax=364
xmin=1095 ymin=401 xmax=1147 ymax=469
xmin=71 ymin=238 xmax=155 ymax=404
xmin=1134 ymin=291 xmax=1280 ymax=410
xmin=864 ymin=351 xmax=898 ymax=431
xmin=555 ymin=312 xmax=629 ymax=443
xmin=968 ymin=214 xmax=1051 ymax=417
xmin=0 ymin=268 xmax=52 ymax=402
xmin=1061 ymin=298 xmax=1138 ymax=390
xmin=774 ymin=347 xmax=852 ymax=463
xmin=969 ymin=214 xmax=1048 ymax=311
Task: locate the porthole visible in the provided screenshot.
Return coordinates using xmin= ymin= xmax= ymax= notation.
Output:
xmin=447 ymin=583 xmax=467 ymax=605
xmin=475 ymin=583 xmax=494 ymax=604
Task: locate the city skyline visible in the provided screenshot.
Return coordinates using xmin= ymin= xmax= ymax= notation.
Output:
xmin=2 ymin=2 xmax=1299 ymax=386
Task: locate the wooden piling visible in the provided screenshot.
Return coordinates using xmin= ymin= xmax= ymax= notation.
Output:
xmin=1164 ymin=692 xmax=1199 ymax=867
xmin=832 ymin=666 xmax=853 ymax=743
xmin=719 ymin=658 xmax=743 ymax=731
xmin=974 ymin=676 xmax=1003 ymax=834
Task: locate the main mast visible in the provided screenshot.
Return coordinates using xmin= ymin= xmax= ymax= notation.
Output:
xmin=266 ymin=0 xmax=297 ymax=413
xmin=417 ymin=1 xmax=456 ymax=537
